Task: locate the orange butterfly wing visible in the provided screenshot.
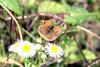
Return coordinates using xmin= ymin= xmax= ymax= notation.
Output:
xmin=38 ymin=20 xmax=61 ymax=41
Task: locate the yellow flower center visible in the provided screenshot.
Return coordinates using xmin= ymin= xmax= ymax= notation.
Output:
xmin=51 ymin=45 xmax=59 ymax=53
xmin=22 ymin=45 xmax=31 ymax=52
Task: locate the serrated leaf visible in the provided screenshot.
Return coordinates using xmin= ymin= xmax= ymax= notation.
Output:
xmin=64 ymin=6 xmax=89 ymax=25
xmin=38 ymin=1 xmax=65 ymax=13
xmin=0 ymin=0 xmax=23 ymax=15
xmin=64 ymin=16 xmax=77 ymax=25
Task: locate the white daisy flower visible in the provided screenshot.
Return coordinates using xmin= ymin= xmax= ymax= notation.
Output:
xmin=9 ymin=40 xmax=36 ymax=58
xmin=17 ymin=41 xmax=36 ymax=58
xmin=9 ymin=40 xmax=21 ymax=53
xmin=45 ymin=43 xmax=63 ymax=58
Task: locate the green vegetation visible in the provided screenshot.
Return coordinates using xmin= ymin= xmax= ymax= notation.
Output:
xmin=0 ymin=0 xmax=100 ymax=67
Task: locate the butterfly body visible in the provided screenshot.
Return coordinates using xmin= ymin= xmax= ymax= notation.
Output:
xmin=47 ymin=25 xmax=54 ymax=34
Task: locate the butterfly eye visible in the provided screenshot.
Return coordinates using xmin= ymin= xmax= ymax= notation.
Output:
xmin=53 ymin=26 xmax=60 ymax=33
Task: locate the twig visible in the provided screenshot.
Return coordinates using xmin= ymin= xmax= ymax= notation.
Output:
xmin=77 ymin=25 xmax=100 ymax=40
xmin=5 ymin=14 xmax=36 ymax=21
xmin=73 ymin=36 xmax=90 ymax=66
xmin=29 ymin=16 xmax=38 ymax=30
xmin=2 ymin=12 xmax=67 ymax=22
xmin=88 ymin=58 xmax=100 ymax=67
xmin=21 ymin=28 xmax=36 ymax=41
xmin=0 ymin=57 xmax=23 ymax=67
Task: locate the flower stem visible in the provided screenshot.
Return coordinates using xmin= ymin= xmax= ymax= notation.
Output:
xmin=0 ymin=3 xmax=23 ymax=41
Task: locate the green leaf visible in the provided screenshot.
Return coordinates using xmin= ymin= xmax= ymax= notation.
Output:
xmin=87 ymin=0 xmax=94 ymax=4
xmin=24 ymin=0 xmax=35 ymax=8
xmin=27 ymin=0 xmax=35 ymax=8
xmin=65 ymin=49 xmax=96 ymax=64
xmin=66 ymin=41 xmax=78 ymax=53
xmin=89 ymin=12 xmax=100 ymax=22
xmin=83 ymin=49 xmax=96 ymax=60
xmin=38 ymin=1 xmax=65 ymax=13
xmin=64 ymin=16 xmax=77 ymax=25
xmin=68 ymin=53 xmax=81 ymax=63
xmin=64 ymin=6 xmax=89 ymax=25
xmin=0 ymin=0 xmax=23 ymax=15
xmin=64 ymin=41 xmax=78 ymax=57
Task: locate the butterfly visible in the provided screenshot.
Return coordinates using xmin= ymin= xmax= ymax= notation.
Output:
xmin=38 ymin=16 xmax=61 ymax=41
